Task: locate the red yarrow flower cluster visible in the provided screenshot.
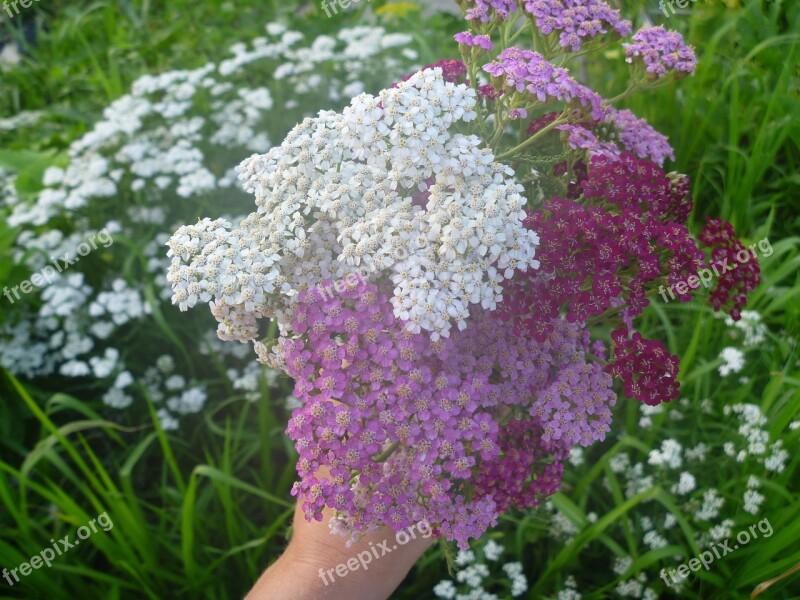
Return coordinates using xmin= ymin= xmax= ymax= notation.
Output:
xmin=606 ymin=329 xmax=680 ymax=406
xmin=699 ymin=218 xmax=761 ymax=321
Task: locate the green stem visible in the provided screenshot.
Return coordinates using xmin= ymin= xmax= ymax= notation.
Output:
xmin=496 ymin=112 xmax=568 ymax=160
xmin=372 ymin=441 xmax=400 ymax=463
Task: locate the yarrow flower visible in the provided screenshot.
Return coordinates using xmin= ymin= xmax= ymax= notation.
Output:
xmin=623 ymin=26 xmax=697 ymax=79
xmin=464 ymin=0 xmax=517 ymax=22
xmin=158 ymin=2 xmax=759 ymax=555
xmin=523 ymin=0 xmax=632 ymax=51
xmin=454 ymin=31 xmax=493 ymax=51
xmin=534 ymin=105 xmax=676 ymax=169
xmin=606 ymin=330 xmax=680 ymax=406
xmin=167 ymin=68 xmax=540 ymax=342
xmin=282 ymin=281 xmax=614 ymax=548
xmin=500 ymin=152 xmax=703 ymax=344
xmin=699 ymin=218 xmax=761 ymax=320
xmin=484 ymin=48 xmax=606 ymax=119
xmin=605 ymin=108 xmax=675 ymax=166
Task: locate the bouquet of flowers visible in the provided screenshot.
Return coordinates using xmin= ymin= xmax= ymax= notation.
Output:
xmin=166 ymin=1 xmax=760 ymax=549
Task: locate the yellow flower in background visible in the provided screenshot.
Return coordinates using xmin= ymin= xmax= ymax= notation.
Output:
xmin=376 ymin=1 xmax=420 ymax=20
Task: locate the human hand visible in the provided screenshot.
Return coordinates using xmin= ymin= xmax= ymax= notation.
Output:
xmin=245 ymin=500 xmax=434 ymax=600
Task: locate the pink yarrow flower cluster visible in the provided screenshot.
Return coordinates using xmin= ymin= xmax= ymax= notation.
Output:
xmin=550 ymin=107 xmax=675 ymax=167
xmin=524 ymin=0 xmax=633 ymax=51
xmin=464 ymin=0 xmax=517 ymax=22
xmin=283 ymin=280 xmax=614 ymax=548
xmin=455 ymin=31 xmax=493 ymax=51
xmin=484 ymin=48 xmax=606 ymax=119
xmin=623 ymin=26 xmax=698 ymax=79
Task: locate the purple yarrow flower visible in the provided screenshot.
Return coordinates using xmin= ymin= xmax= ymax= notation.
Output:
xmin=623 ymin=26 xmax=697 ymax=79
xmin=484 ymin=48 xmax=607 ymax=119
xmin=557 ymin=122 xmax=620 ymax=158
xmin=508 ymin=107 xmax=528 ymax=119
xmin=464 ymin=0 xmax=517 ymax=22
xmin=454 ymin=31 xmax=493 ymax=51
xmin=606 ymin=107 xmax=675 ymax=166
xmin=524 ymin=0 xmax=632 ymax=51
xmin=284 ymin=281 xmax=616 ymax=548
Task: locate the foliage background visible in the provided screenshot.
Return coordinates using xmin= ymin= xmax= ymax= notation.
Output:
xmin=0 ymin=0 xmax=798 ymax=598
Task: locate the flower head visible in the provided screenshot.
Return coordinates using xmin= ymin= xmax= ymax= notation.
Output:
xmin=623 ymin=26 xmax=697 ymax=79
xmin=524 ymin=0 xmax=632 ymax=51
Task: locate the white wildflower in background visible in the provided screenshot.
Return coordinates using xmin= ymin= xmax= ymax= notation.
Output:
xmin=648 ymin=439 xmax=683 ymax=469
xmin=456 ymin=563 xmax=490 ymax=588
xmin=671 ymin=471 xmax=696 ymax=495
xmin=624 ymin=463 xmax=655 ymax=499
xmin=90 ymin=348 xmax=120 ymax=379
xmin=638 ymin=403 xmax=662 ymax=428
xmin=156 ymin=408 xmax=180 ymax=431
xmin=696 ymin=489 xmax=725 ymax=520
xmin=89 ymin=279 xmax=151 ymax=326
xmin=610 ymin=453 xmax=630 ymax=473
xmin=502 ymin=562 xmax=528 ymax=597
xmin=718 ymin=347 xmax=745 ymax=376
xmin=685 ymin=442 xmax=709 ymax=462
xmin=704 ymin=519 xmax=734 ymax=544
xmin=725 ymin=311 xmax=767 ymax=347
xmin=483 ymin=539 xmax=504 ymax=561
xmin=721 ymin=403 xmax=788 ymax=472
xmin=156 ymin=354 xmax=175 ymax=373
xmin=433 ymin=540 xmax=526 ymax=599
xmin=568 ymin=447 xmax=585 ymax=467
xmin=433 ymin=580 xmax=457 ymax=599
xmin=643 ymin=529 xmax=668 ymax=550
xmin=613 ymin=555 xmax=633 ymax=576
xmin=455 ymin=549 xmax=476 ymax=567
xmin=0 ymin=109 xmax=42 ymax=131
xmin=764 ymin=441 xmax=788 ymax=473
xmin=615 ymin=572 xmax=647 ymax=598
xmin=557 ymin=575 xmax=582 ymax=600
xmin=743 ymin=489 xmax=765 ymax=514
xmin=166 ymin=387 xmax=208 ymax=414
xmin=550 ymin=510 xmax=580 ymax=543
xmin=103 ymin=388 xmax=134 ymax=409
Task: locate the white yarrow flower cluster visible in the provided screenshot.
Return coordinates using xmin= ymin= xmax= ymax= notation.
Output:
xmin=168 ymin=68 xmax=540 ymax=346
